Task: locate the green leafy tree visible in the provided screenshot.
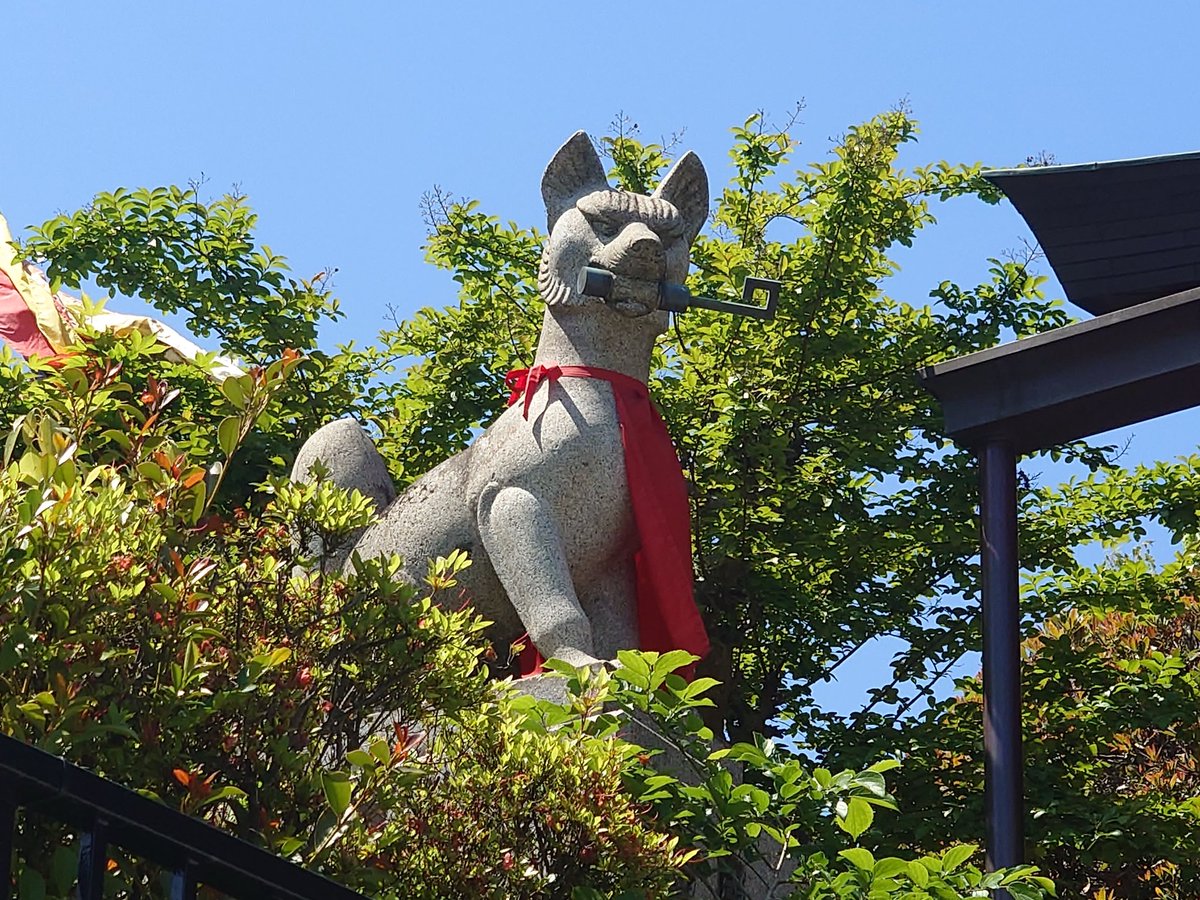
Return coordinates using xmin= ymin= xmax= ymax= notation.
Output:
xmin=11 ymin=185 xmax=375 ymax=502
xmin=857 ymin=537 xmax=1200 ymax=899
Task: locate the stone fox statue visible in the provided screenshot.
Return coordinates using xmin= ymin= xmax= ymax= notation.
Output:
xmin=292 ymin=132 xmax=710 ymax=671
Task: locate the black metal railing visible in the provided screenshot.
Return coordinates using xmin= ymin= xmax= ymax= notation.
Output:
xmin=0 ymin=733 xmax=368 ymax=900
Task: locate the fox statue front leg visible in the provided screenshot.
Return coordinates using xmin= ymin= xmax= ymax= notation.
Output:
xmin=476 ymin=482 xmax=599 ymax=669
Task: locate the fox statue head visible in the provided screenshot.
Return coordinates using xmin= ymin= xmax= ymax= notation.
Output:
xmin=538 ymin=131 xmax=709 ymax=331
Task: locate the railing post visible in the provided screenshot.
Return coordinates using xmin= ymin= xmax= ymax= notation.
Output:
xmin=979 ymin=440 xmax=1024 ymax=880
xmin=0 ymin=796 xmax=14 ymax=900
xmin=77 ymin=819 xmax=109 ymax=900
xmin=171 ymin=862 xmax=200 ymax=900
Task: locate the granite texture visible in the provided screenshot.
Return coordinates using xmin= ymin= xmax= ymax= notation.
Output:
xmin=290 ymin=417 xmax=397 ymax=568
xmin=291 ymin=131 xmax=709 ymax=669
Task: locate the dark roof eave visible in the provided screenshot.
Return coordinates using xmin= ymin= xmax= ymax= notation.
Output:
xmin=983 ymin=150 xmax=1200 ymax=316
xmin=919 ymin=286 xmax=1200 ymax=453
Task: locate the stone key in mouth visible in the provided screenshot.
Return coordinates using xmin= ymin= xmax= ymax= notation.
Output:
xmin=581 ymin=268 xmax=661 ymax=316
xmin=577 ymin=266 xmax=780 ymax=321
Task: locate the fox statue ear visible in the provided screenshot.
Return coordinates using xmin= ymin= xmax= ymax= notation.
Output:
xmin=653 ymin=151 xmax=709 ymax=244
xmin=542 ymin=131 xmax=610 ymax=232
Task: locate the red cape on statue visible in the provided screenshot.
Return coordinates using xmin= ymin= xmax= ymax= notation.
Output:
xmin=504 ymin=364 xmax=710 ymax=676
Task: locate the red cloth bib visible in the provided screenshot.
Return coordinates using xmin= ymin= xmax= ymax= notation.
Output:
xmin=504 ymin=364 xmax=710 ymax=676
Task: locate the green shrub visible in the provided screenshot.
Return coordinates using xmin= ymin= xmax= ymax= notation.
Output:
xmin=0 ymin=341 xmax=688 ymax=897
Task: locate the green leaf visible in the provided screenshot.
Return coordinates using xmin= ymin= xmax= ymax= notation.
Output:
xmin=541 ymin=657 xmax=581 ymax=678
xmin=682 ymin=676 xmax=720 ymax=699
xmin=220 ymin=375 xmax=249 ymax=409
xmin=150 ymin=582 xmax=178 ymax=603
xmin=217 ymin=416 xmax=240 ymax=457
xmin=853 ymin=770 xmax=887 ymax=797
xmin=136 ymin=460 xmax=166 ymax=483
xmin=265 ymin=647 xmax=291 ymax=668
xmin=18 ymin=868 xmax=46 ymax=900
xmin=49 ymin=845 xmax=77 ymax=893
xmin=999 ymin=866 xmax=1039 ymax=883
xmin=18 ymin=702 xmax=45 ymax=726
xmin=731 ymin=783 xmax=770 ymax=813
xmin=346 ymin=749 xmax=376 ymax=768
xmin=368 ymin=736 xmax=391 ymax=765
xmin=278 ymin=836 xmax=306 ymax=857
xmin=615 ymin=649 xmax=651 ymax=677
xmin=320 ymin=770 xmax=353 ymax=816
xmin=873 ymin=857 xmax=909 ymax=879
xmin=838 ymin=795 xmax=874 ymax=838
xmin=654 ymin=649 xmax=696 ymax=676
xmin=907 ymin=860 xmax=930 ymax=887
xmin=838 ymin=848 xmax=875 ymax=871
xmin=941 ymin=843 xmax=977 ymax=872
xmin=199 ymin=785 xmax=248 ymax=808
xmin=3 ymin=416 xmax=25 ymax=466
xmin=100 ymin=428 xmax=133 ymax=451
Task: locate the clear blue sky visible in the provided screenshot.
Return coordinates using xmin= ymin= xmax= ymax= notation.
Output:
xmin=5 ymin=1 xmax=1199 ymax=711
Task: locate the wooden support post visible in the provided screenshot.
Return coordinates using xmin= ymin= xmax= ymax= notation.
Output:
xmin=979 ymin=441 xmax=1023 ymax=877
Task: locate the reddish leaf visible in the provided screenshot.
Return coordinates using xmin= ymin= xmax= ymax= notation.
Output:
xmin=181 ymin=468 xmax=206 ymax=490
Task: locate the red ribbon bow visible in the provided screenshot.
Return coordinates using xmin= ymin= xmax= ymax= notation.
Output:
xmin=504 ymin=364 xmax=563 ymax=419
